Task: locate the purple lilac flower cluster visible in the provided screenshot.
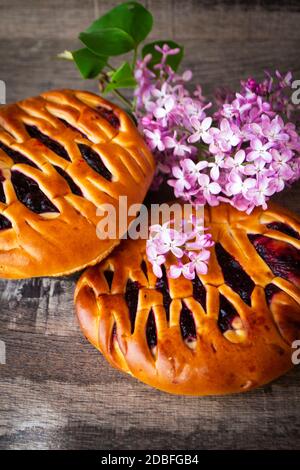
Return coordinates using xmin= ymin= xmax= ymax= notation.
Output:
xmin=146 ymin=216 xmax=214 ymax=279
xmin=214 ymin=71 xmax=298 ymax=119
xmin=135 ymin=46 xmax=299 ymax=277
xmin=134 ymin=44 xmax=211 ymax=189
xmin=135 ymin=47 xmax=300 ymax=214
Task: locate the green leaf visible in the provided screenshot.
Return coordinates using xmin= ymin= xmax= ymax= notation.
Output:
xmin=72 ymin=48 xmax=107 ymax=79
xmin=110 ymin=62 xmax=135 ymax=83
xmin=142 ymin=40 xmax=184 ymax=72
xmin=86 ymin=1 xmax=153 ymax=46
xmin=79 ymin=28 xmax=135 ymax=56
xmin=104 ymin=62 xmax=137 ymax=93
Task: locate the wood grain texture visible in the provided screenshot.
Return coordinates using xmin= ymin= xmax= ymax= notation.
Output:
xmin=1 ymin=0 xmax=300 ymax=450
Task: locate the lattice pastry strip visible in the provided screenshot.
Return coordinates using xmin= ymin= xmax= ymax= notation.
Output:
xmin=0 ymin=89 xmax=155 ymax=278
xmin=75 ymin=203 xmax=300 ymax=395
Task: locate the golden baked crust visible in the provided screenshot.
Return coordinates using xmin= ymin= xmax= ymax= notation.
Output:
xmin=0 ymin=89 xmax=155 ymax=279
xmin=75 ymin=203 xmax=300 ymax=395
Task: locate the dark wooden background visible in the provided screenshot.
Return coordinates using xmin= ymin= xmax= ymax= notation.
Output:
xmin=1 ymin=0 xmax=300 ymax=450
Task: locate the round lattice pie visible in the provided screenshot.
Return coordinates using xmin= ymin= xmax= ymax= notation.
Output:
xmin=75 ymin=203 xmax=300 ymax=395
xmin=0 ymin=89 xmax=154 ymax=278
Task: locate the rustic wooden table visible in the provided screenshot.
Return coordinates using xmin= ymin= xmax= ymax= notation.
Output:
xmin=0 ymin=0 xmax=300 ymax=450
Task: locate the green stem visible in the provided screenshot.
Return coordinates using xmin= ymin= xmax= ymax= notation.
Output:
xmin=98 ymin=74 xmax=133 ymax=110
xmin=106 ymin=62 xmax=116 ymax=72
xmin=132 ymin=47 xmax=138 ymax=69
xmin=111 ymin=89 xmax=133 ymax=110
xmin=132 ymin=95 xmax=137 ymax=113
xmin=130 ymin=49 xmax=139 ymax=112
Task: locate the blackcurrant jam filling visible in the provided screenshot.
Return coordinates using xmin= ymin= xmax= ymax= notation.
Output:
xmin=141 ymin=260 xmax=148 ymax=279
xmin=58 ymin=118 xmax=87 ymax=138
xmin=146 ymin=309 xmax=157 ymax=349
xmin=25 ymin=125 xmax=70 ymax=161
xmin=54 ymin=166 xmax=82 ymax=197
xmin=0 ymin=186 xmax=5 ymax=203
xmin=248 ymin=234 xmax=300 ymax=282
xmin=266 ymin=222 xmax=300 ymax=240
xmin=104 ymin=269 xmax=114 ymax=289
xmin=264 ymin=283 xmax=281 ymax=305
xmin=0 ymin=214 xmax=12 ymax=230
xmin=125 ymin=279 xmax=140 ymax=334
xmin=218 ymin=295 xmax=239 ymax=333
xmin=0 ymin=171 xmax=5 ymax=203
xmin=0 ymin=140 xmax=38 ymax=168
xmin=180 ymin=303 xmax=197 ymax=342
xmin=112 ymin=323 xmax=117 ymax=340
xmin=192 ymin=275 xmax=206 ymax=310
xmin=97 ymin=106 xmax=120 ymax=129
xmin=11 ymin=171 xmax=58 ymax=214
xmin=155 ymin=265 xmax=172 ymax=320
xmin=215 ymin=243 xmax=255 ymax=305
xmin=78 ymin=144 xmax=112 ymax=181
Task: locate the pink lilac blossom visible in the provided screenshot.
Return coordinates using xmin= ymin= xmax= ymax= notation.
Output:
xmin=168 ymin=74 xmax=300 ymax=213
xmin=135 ymin=51 xmax=300 ymax=213
xmin=146 ymin=216 xmax=214 ymax=280
xmin=134 ymin=44 xmax=210 ymax=189
xmin=134 ymin=48 xmax=300 ymax=273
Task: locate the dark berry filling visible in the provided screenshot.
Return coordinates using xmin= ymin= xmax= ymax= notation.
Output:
xmin=26 ymin=125 xmax=70 ymax=161
xmin=104 ymin=269 xmax=114 ymax=289
xmin=155 ymin=265 xmax=171 ymax=320
xmin=97 ymin=106 xmax=120 ymax=129
xmin=58 ymin=118 xmax=87 ymax=138
xmin=180 ymin=302 xmax=197 ymax=342
xmin=0 ymin=171 xmax=5 ymax=203
xmin=265 ymin=283 xmax=281 ymax=305
xmin=0 ymin=187 xmax=4 ymax=204
xmin=218 ymin=295 xmax=239 ymax=333
xmin=266 ymin=222 xmax=300 ymax=240
xmin=0 ymin=140 xmax=38 ymax=168
xmin=141 ymin=260 xmax=148 ymax=279
xmin=78 ymin=144 xmax=112 ymax=181
xmin=146 ymin=309 xmax=157 ymax=349
xmin=54 ymin=166 xmax=82 ymax=196
xmin=112 ymin=323 xmax=117 ymax=340
xmin=248 ymin=234 xmax=300 ymax=282
xmin=215 ymin=243 xmax=255 ymax=305
xmin=0 ymin=214 xmax=12 ymax=230
xmin=125 ymin=279 xmax=140 ymax=334
xmin=192 ymin=275 xmax=206 ymax=310
xmin=11 ymin=171 xmax=58 ymax=214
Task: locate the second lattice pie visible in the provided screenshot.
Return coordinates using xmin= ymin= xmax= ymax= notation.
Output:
xmin=0 ymin=89 xmax=154 ymax=279
xmin=75 ymin=204 xmax=300 ymax=395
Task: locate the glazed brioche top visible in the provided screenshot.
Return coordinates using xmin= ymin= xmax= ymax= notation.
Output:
xmin=75 ymin=203 xmax=300 ymax=395
xmin=0 ymin=89 xmax=155 ymax=278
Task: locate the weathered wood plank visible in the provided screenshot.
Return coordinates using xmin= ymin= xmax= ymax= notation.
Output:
xmin=0 ymin=0 xmax=97 ymax=39
xmin=0 ymin=1 xmax=300 ymax=102
xmin=1 ymin=327 xmax=300 ymax=450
